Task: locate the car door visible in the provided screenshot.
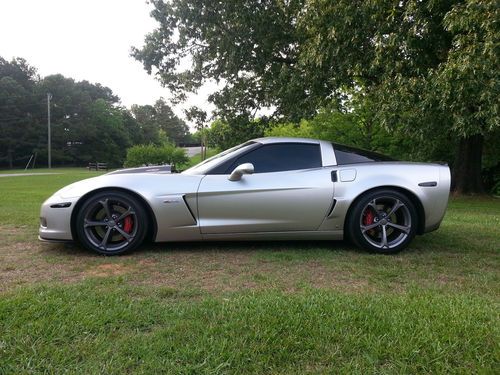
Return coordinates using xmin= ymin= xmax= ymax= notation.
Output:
xmin=196 ymin=142 xmax=334 ymax=234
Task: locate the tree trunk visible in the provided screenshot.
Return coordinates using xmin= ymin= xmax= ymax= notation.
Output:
xmin=452 ymin=134 xmax=484 ymax=195
xmin=7 ymin=149 xmax=13 ymax=169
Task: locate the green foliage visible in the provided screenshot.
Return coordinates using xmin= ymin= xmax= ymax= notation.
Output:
xmin=205 ymin=117 xmax=269 ymax=150
xmin=437 ymin=0 xmax=499 ymax=136
xmin=0 ymin=57 xmax=41 ymax=168
xmin=133 ymin=0 xmax=307 ymax=120
xmin=124 ymin=144 xmax=188 ymax=168
xmin=0 ymin=56 xmax=192 ymax=168
xmin=130 ymin=99 xmax=189 ymax=146
xmin=135 ymin=0 xmax=499 ymax=193
xmin=265 ymin=107 xmax=427 ymax=162
xmin=154 ymin=98 xmax=189 ymax=144
xmin=491 ymin=181 xmax=500 ymax=197
xmin=130 ymin=104 xmax=161 ymax=145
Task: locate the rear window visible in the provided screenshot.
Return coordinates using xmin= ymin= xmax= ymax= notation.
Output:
xmin=333 ymin=143 xmax=395 ymax=165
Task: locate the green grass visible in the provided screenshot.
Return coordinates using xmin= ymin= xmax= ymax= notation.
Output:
xmin=1 ymin=282 xmax=497 ymax=374
xmin=0 ymin=168 xmax=104 ymax=229
xmin=0 ymin=170 xmax=499 ymax=373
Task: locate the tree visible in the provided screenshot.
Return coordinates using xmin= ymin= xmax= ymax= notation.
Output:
xmin=131 ymin=99 xmax=189 ymax=146
xmin=0 ymin=57 xmax=41 ymax=168
xmin=35 ymin=74 xmax=132 ymax=166
xmin=184 ymin=106 xmax=208 ymax=158
xmin=81 ymin=99 xmax=132 ymax=166
xmin=132 ymin=0 xmax=308 ymax=121
xmin=154 ymin=98 xmax=189 ymax=145
xmin=205 ymin=117 xmax=269 ymax=150
xmin=131 ymin=104 xmax=160 ymax=145
xmin=361 ymin=0 xmax=499 ymax=193
xmin=134 ymin=0 xmax=499 ymax=194
xmin=0 ymin=55 xmax=191 ymax=169
xmin=431 ymin=0 xmax=499 ymax=193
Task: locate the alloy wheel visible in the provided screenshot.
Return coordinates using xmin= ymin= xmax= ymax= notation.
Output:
xmin=82 ymin=197 xmax=138 ymax=252
xmin=359 ymin=196 xmax=412 ymax=250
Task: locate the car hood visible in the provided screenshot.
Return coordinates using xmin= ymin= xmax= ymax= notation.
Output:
xmin=53 ymin=171 xmax=203 ymax=200
xmin=105 ymin=165 xmax=172 ymax=175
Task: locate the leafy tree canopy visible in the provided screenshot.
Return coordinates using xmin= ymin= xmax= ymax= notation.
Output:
xmin=131 ymin=98 xmax=189 ymax=145
xmin=0 ymin=56 xmax=190 ymax=168
xmin=135 ymin=0 xmax=499 ymax=193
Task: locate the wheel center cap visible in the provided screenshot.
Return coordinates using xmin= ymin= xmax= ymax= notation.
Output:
xmin=380 ymin=219 xmax=388 ymax=225
xmin=108 ymin=220 xmax=116 ymax=227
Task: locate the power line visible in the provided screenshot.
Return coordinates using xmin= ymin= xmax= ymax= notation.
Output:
xmin=0 ymin=102 xmax=46 ymax=109
xmin=0 ymin=116 xmax=41 ymax=122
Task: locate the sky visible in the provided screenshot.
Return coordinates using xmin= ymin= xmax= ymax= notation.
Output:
xmin=0 ymin=0 xmax=213 ymax=125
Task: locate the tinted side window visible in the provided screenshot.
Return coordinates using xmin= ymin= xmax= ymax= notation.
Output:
xmin=227 ymin=143 xmax=322 ymax=173
xmin=333 ymin=143 xmax=395 ymax=165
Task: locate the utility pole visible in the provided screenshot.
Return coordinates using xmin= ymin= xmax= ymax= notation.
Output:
xmin=47 ymin=93 xmax=52 ymax=169
xmin=201 ymin=122 xmax=206 ymax=161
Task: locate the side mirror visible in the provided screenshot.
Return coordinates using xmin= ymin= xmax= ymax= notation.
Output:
xmin=228 ymin=163 xmax=254 ymax=181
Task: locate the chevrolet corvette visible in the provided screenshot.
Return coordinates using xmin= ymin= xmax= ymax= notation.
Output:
xmin=39 ymin=137 xmax=450 ymax=255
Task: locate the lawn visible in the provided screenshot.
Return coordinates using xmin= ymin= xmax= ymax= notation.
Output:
xmin=0 ymin=169 xmax=499 ymax=374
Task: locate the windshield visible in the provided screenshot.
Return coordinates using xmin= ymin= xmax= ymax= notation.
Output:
xmin=182 ymin=141 xmax=257 ymax=175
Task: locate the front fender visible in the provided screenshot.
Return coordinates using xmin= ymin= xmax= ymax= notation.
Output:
xmin=40 ymin=173 xmax=204 ymax=242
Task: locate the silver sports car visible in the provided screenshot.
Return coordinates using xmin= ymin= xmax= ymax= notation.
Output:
xmin=39 ymin=137 xmax=450 ymax=255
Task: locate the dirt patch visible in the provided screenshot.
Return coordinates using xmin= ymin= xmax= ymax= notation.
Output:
xmin=0 ymin=240 xmax=85 ymax=291
xmin=85 ymin=263 xmax=132 ymax=277
xmin=0 ymin=226 xmax=24 ymax=234
xmin=1 ymin=227 xmax=496 ymax=296
xmin=0 ymin=238 xmax=393 ymax=295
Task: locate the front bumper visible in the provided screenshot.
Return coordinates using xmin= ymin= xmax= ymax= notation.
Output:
xmin=38 ymin=235 xmax=73 ymax=243
xmin=39 ymin=195 xmax=79 ymax=241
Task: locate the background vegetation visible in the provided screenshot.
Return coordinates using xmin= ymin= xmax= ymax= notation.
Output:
xmin=0 ymin=57 xmax=191 ymax=168
xmin=1 ymin=0 xmax=498 ymax=189
xmin=134 ymin=0 xmax=499 ymax=194
xmin=124 ymin=143 xmax=189 ymax=169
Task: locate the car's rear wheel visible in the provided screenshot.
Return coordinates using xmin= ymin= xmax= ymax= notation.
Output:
xmin=347 ymin=189 xmax=418 ymax=254
xmin=76 ymin=190 xmax=148 ymax=255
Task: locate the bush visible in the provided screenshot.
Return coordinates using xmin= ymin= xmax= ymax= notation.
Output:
xmin=124 ymin=144 xmax=188 ymax=169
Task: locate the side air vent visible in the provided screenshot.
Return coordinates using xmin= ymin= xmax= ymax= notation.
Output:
xmin=418 ymin=181 xmax=437 ymax=187
xmin=327 ymin=199 xmax=337 ymax=217
xmin=182 ymin=196 xmax=197 ymax=223
xmin=50 ymin=202 xmax=72 ymax=208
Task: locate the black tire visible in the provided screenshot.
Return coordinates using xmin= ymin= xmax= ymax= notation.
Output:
xmin=347 ymin=189 xmax=418 ymax=254
xmin=75 ymin=190 xmax=148 ymax=255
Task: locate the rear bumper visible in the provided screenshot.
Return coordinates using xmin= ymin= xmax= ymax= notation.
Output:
xmin=423 ymin=221 xmax=441 ymax=234
xmin=422 ymin=165 xmax=451 ymax=233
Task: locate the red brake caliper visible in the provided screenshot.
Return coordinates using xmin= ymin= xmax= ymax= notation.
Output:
xmin=363 ymin=208 xmax=375 ymax=227
xmin=123 ymin=216 xmax=134 ymax=233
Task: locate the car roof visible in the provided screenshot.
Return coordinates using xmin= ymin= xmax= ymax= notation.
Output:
xmin=252 ymin=137 xmax=320 ymax=144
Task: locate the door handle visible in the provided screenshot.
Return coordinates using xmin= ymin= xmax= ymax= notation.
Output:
xmin=331 ymin=170 xmax=338 ymax=182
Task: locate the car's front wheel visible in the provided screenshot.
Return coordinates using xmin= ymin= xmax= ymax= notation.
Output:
xmin=347 ymin=189 xmax=418 ymax=254
xmin=75 ymin=190 xmax=148 ymax=255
